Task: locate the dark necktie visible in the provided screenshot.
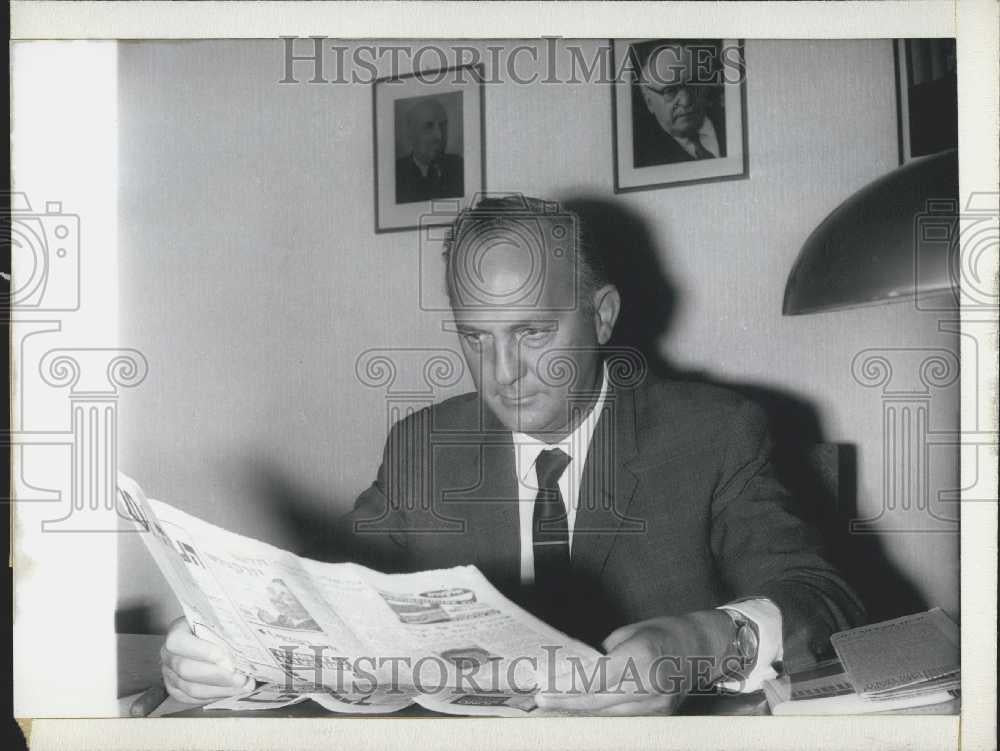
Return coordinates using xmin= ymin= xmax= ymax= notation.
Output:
xmin=692 ymin=138 xmax=715 ymax=160
xmin=532 ymin=447 xmax=572 ymax=590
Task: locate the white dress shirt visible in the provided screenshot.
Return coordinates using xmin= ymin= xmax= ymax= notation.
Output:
xmin=671 ymin=116 xmax=721 ymax=159
xmin=511 ymin=365 xmax=782 ymax=692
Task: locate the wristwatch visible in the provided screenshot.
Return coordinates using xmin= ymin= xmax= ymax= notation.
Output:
xmin=721 ymin=608 xmax=760 ymax=676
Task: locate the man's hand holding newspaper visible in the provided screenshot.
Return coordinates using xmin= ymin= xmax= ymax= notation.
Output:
xmin=161 ymin=619 xmax=256 ymax=703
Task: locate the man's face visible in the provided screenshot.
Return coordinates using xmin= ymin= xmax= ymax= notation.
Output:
xmin=449 ymin=227 xmax=608 ymax=438
xmin=408 ymin=99 xmax=448 ymax=163
xmin=640 ymin=45 xmax=709 ymax=139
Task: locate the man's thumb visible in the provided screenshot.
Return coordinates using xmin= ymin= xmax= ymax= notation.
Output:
xmin=602 ymin=623 xmax=642 ymax=653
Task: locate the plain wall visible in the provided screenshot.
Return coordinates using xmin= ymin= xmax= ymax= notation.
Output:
xmin=117 ymin=39 xmax=959 ymax=632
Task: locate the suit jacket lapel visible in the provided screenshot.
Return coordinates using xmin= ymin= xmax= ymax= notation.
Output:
xmin=454 ymin=404 xmax=521 ymax=591
xmin=572 ymin=383 xmax=643 ymax=579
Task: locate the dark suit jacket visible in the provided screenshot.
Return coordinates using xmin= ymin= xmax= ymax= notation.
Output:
xmin=395 ymin=153 xmax=464 ymax=204
xmin=335 ymin=377 xmax=864 ymax=663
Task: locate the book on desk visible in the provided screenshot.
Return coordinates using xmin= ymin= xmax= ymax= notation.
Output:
xmin=763 ymin=608 xmax=960 ymax=715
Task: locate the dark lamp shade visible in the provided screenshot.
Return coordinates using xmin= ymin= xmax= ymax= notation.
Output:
xmin=783 ymin=149 xmax=959 ymax=315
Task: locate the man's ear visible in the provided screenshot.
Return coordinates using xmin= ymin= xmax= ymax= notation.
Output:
xmin=591 ymin=284 xmax=621 ymax=346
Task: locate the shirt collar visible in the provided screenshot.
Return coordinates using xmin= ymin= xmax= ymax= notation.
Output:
xmin=672 ymin=116 xmax=719 ymax=158
xmin=411 ymin=152 xmax=441 ymax=178
xmin=512 ymin=364 xmax=611 ymax=483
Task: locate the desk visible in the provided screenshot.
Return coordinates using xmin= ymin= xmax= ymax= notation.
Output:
xmin=118 ymin=634 xmax=958 ymax=718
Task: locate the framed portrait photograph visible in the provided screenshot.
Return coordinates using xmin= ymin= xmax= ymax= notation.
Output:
xmin=373 ymin=63 xmax=485 ymax=233
xmin=611 ymin=39 xmax=748 ymax=193
xmin=893 ymin=39 xmax=958 ymax=164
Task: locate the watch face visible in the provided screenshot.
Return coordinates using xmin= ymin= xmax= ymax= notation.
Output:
xmin=736 ymin=623 xmax=759 ymax=663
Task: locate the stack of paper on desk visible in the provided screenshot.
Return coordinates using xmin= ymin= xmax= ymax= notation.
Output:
xmin=763 ymin=609 xmax=960 ymax=715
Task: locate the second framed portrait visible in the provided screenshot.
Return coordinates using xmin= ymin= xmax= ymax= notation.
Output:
xmin=373 ymin=63 xmax=485 ymax=233
xmin=611 ymin=39 xmax=748 ymax=193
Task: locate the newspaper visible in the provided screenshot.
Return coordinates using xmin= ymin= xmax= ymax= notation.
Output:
xmin=117 ymin=473 xmax=602 ymax=717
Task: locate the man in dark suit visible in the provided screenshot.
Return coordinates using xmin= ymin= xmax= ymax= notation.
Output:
xmin=395 ymin=97 xmax=464 ymax=204
xmin=631 ymin=40 xmax=728 ymax=168
xmin=161 ymin=196 xmax=863 ymax=714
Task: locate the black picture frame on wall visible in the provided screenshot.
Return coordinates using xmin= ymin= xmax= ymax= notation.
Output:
xmin=611 ymin=39 xmax=748 ymax=194
xmin=893 ymin=39 xmax=958 ymax=165
xmin=373 ymin=63 xmax=485 ymax=233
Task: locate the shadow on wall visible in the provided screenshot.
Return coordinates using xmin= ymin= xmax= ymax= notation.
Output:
xmin=562 ymin=195 xmax=927 ymax=622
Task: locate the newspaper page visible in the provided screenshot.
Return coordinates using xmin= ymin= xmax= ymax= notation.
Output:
xmin=116 ymin=473 xmax=602 ymax=717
